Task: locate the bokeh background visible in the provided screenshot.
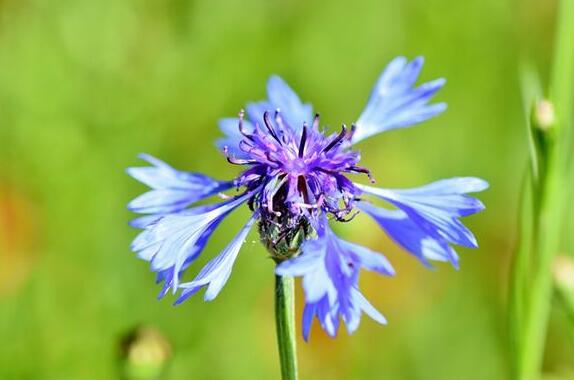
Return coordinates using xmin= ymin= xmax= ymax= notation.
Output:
xmin=0 ymin=0 xmax=572 ymax=379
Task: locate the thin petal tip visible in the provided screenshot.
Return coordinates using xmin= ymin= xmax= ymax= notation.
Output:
xmin=413 ymin=55 xmax=424 ymax=64
xmin=137 ymin=152 xmax=155 ymax=162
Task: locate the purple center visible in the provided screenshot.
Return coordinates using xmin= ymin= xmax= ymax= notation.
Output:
xmin=226 ymin=111 xmax=373 ymax=228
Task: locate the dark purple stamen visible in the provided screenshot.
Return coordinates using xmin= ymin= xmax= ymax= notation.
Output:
xmin=323 ymin=125 xmax=348 ymax=153
xmin=227 ymin=156 xmax=257 ymax=165
xmin=334 ymin=210 xmax=359 ymax=223
xmin=348 ymin=124 xmax=357 ymax=139
xmin=264 ymin=151 xmax=281 ymax=166
xmin=238 ymin=110 xmax=254 ymax=140
xmin=273 ymin=111 xmax=290 ymax=144
xmin=297 ymin=176 xmax=311 ymax=205
xmin=263 ymin=111 xmax=282 ymax=144
xmin=298 ymin=125 xmax=308 ymax=158
xmin=349 ymin=166 xmax=375 ymax=183
xmin=312 ymin=114 xmax=320 ymax=130
xmin=224 ymin=147 xmax=258 ymax=165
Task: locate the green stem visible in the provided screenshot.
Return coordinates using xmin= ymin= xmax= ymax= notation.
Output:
xmin=509 ymin=58 xmax=543 ymax=380
xmin=275 ymin=275 xmax=298 ymax=380
xmin=549 ymin=0 xmax=574 ymax=138
xmin=509 ymin=173 xmax=534 ymax=377
xmin=513 ymin=1 xmax=574 ymax=378
xmin=518 ymin=150 xmax=563 ymax=380
xmin=551 ymin=0 xmax=574 ymax=180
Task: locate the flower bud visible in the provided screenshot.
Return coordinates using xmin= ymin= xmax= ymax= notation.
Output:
xmin=553 ymin=255 xmax=574 ymax=293
xmin=120 ymin=326 xmax=171 ymax=380
xmin=259 ymin=217 xmax=312 ymax=262
xmin=532 ymin=100 xmax=555 ymax=132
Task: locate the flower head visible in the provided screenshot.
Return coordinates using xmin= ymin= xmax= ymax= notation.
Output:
xmin=127 ymin=56 xmax=487 ymax=339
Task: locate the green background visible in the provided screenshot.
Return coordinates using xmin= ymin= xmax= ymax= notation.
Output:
xmin=0 ymin=0 xmax=572 ymax=378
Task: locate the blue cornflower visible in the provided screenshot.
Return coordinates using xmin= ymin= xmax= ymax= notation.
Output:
xmin=128 ymin=56 xmax=487 ymax=340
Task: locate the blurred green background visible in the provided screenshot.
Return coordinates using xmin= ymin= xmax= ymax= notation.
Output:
xmin=0 ymin=0 xmax=572 ymax=379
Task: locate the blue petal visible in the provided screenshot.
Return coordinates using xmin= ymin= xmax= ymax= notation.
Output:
xmin=154 ymin=220 xmax=223 ymax=299
xmin=395 ymin=176 xmax=488 ymax=194
xmin=156 ymin=268 xmax=175 ymax=299
xmin=338 ymin=240 xmax=395 ymax=276
xmin=358 ymin=177 xmax=487 ymax=249
xmin=127 ymin=154 xmax=233 ymax=214
xmin=275 ymin=249 xmax=323 ymax=277
xmin=316 ymin=296 xmax=339 ymax=337
xmin=246 ymin=77 xmax=313 ymax=131
xmin=266 ymin=75 xmax=313 ymax=131
xmin=353 ymin=56 xmax=446 ymax=143
xmin=246 ymin=101 xmax=273 ymax=124
xmin=129 ymin=191 xmax=253 ymax=293
xmin=276 ymin=219 xmax=391 ymax=339
xmin=301 ymin=304 xmax=315 ymax=341
xmin=351 ymin=288 xmax=387 ymax=325
xmin=216 ymin=118 xmax=255 ymax=159
xmin=216 ymin=76 xmax=313 ymax=156
xmin=129 ymin=214 xmax=163 ymax=229
xmin=175 ymin=214 xmax=257 ymax=304
xmin=358 ymin=202 xmax=459 ymax=268
xmin=277 ymin=236 xmax=336 ymax=304
xmin=128 ymin=189 xmax=208 ymax=214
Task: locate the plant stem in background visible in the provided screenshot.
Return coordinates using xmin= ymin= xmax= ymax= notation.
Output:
xmin=517 ymin=108 xmax=563 ymax=379
xmin=275 ymin=275 xmax=298 ymax=380
xmin=550 ymin=0 xmax=574 ymax=162
xmin=510 ymin=0 xmax=574 ymax=379
xmin=508 ymin=172 xmax=534 ymax=376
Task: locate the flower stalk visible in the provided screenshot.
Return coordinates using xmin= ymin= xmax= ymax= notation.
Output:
xmin=515 ymin=120 xmax=563 ymax=379
xmin=275 ymin=275 xmax=298 ymax=380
